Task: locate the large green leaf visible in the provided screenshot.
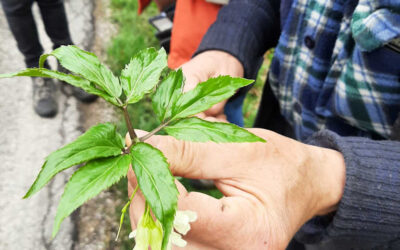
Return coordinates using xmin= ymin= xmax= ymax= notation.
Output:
xmin=24 ymin=123 xmax=124 ymax=198
xmin=152 ymin=69 xmax=184 ymax=122
xmin=0 ymin=68 xmax=119 ymax=106
xmin=120 ymin=47 xmax=167 ymax=104
xmin=171 ymin=76 xmax=253 ymax=119
xmin=165 ymin=117 xmax=265 ymax=143
xmin=53 ymin=155 xmax=131 ymax=237
xmin=40 ymin=45 xmax=122 ymax=101
xmin=130 ymin=143 xmax=178 ymax=250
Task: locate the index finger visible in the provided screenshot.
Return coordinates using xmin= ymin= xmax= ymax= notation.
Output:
xmin=126 ymin=131 xmax=232 ymax=180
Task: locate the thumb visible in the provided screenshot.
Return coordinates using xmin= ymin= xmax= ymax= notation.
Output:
xmin=126 ymin=131 xmax=228 ymax=180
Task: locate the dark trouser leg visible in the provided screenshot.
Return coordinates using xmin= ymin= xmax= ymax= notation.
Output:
xmin=36 ymin=0 xmax=72 ymax=49
xmin=1 ymin=0 xmax=43 ymax=67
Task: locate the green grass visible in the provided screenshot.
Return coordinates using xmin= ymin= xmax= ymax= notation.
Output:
xmin=106 ymin=1 xmax=272 ymax=248
xmin=108 ymin=0 xmax=162 ymax=133
xmin=107 ymin=0 xmax=159 ymax=73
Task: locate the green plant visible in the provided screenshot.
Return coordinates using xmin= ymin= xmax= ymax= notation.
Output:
xmin=0 ymin=45 xmax=265 ymax=250
xmin=107 ymin=0 xmax=158 ymax=73
xmin=243 ymin=49 xmax=274 ymax=127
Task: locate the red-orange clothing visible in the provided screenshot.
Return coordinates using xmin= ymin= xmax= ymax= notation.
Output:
xmin=168 ymin=0 xmax=221 ymax=68
xmin=138 ymin=0 xmax=221 ymax=68
xmin=138 ymin=0 xmax=152 ymax=14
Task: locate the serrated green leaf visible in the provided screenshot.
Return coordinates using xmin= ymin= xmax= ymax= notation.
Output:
xmin=53 ymin=154 xmax=131 ymax=237
xmin=152 ymin=69 xmax=184 ymax=122
xmin=130 ymin=143 xmax=178 ymax=250
xmin=24 ymin=123 xmax=124 ymax=198
xmin=171 ymin=76 xmax=253 ymax=119
xmin=121 ymin=47 xmax=167 ymax=104
xmin=165 ymin=117 xmax=266 ymax=143
xmin=0 ymin=68 xmax=119 ymax=106
xmin=40 ymin=45 xmax=122 ymax=100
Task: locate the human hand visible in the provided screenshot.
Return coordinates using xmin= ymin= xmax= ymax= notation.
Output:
xmin=127 ymin=129 xmax=345 ymax=250
xmin=180 ymin=50 xmax=244 ymax=120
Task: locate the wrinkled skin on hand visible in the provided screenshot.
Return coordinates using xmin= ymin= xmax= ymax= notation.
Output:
xmin=180 ymin=51 xmax=244 ymax=121
xmin=127 ymin=129 xmax=345 ymax=250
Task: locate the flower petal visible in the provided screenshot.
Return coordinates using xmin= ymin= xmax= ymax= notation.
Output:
xmin=170 ymin=232 xmax=187 ymax=248
xmin=174 ymin=210 xmax=198 ymax=235
xmin=129 ymin=230 xmax=137 ymax=239
xmin=174 ymin=222 xmax=191 ymax=235
xmin=133 ymin=226 xmax=150 ymax=250
xmin=175 ymin=211 xmax=190 ymax=224
xmin=133 ymin=208 xmax=163 ymax=250
xmin=149 ymin=220 xmax=163 ymax=250
xmin=183 ymin=210 xmax=197 ymax=222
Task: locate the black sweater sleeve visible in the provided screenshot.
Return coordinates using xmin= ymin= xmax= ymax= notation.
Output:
xmin=195 ymin=0 xmax=280 ymax=78
xmin=298 ymin=130 xmax=400 ymax=248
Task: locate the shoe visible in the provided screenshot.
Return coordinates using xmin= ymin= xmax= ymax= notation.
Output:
xmin=58 ymin=64 xmax=98 ymax=103
xmin=32 ymin=77 xmax=58 ymax=118
xmin=71 ymin=85 xmax=98 ymax=103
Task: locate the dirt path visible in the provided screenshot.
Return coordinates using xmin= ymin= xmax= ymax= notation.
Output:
xmin=0 ymin=0 xmax=120 ymax=249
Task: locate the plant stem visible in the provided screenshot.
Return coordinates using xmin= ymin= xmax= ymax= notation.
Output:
xmin=123 ymin=106 xmax=138 ymax=142
xmin=139 ymin=120 xmax=172 ymax=141
xmin=116 ymin=98 xmax=124 ymax=107
xmin=115 ymin=184 xmax=139 ymax=241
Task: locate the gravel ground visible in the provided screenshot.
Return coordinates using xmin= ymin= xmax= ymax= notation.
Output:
xmin=0 ymin=1 xmax=96 ymax=249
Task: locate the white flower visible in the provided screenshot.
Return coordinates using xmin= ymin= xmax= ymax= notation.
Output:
xmin=130 ymin=210 xmax=197 ymax=250
xmin=169 ymin=231 xmax=187 ymax=247
xmin=173 ymin=210 xmax=197 ymax=235
xmin=129 ymin=230 xmax=136 ymax=239
xmin=167 ymin=210 xmax=197 ymax=250
xmin=130 ymin=209 xmax=163 ymax=250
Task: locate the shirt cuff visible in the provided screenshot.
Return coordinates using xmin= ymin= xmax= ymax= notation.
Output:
xmin=296 ymin=130 xmax=400 ymax=248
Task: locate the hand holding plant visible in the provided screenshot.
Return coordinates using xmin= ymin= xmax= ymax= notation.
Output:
xmin=128 ymin=129 xmax=346 ymax=250
xmin=0 ymin=46 xmax=265 ymax=249
xmin=180 ymin=50 xmax=245 ymax=120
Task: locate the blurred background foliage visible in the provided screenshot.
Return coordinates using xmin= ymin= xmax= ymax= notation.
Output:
xmin=105 ymin=0 xmax=271 ymax=248
xmin=107 ymin=0 xmax=158 ymax=73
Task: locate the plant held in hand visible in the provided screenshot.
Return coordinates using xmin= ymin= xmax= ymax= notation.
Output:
xmin=0 ymin=46 xmax=265 ymax=249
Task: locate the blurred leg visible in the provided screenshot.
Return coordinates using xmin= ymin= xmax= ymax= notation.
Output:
xmin=36 ymin=0 xmax=72 ymax=49
xmin=1 ymin=0 xmax=58 ymax=117
xmin=36 ymin=0 xmax=96 ymax=103
xmin=1 ymin=0 xmax=43 ymax=67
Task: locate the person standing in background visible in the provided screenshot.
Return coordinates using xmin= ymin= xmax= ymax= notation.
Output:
xmin=0 ymin=0 xmax=96 ymax=118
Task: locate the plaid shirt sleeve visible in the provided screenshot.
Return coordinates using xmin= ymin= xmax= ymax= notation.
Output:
xmin=352 ymin=0 xmax=400 ymax=51
xmin=269 ymin=0 xmax=400 ymax=140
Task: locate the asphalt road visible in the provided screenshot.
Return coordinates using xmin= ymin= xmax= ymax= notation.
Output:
xmin=0 ymin=1 xmax=94 ymax=249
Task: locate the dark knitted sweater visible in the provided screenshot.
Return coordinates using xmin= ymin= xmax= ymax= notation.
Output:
xmin=303 ymin=131 xmax=400 ymax=249
xmin=195 ymin=0 xmax=400 ymax=248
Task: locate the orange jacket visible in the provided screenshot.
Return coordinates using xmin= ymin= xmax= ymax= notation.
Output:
xmin=138 ymin=0 xmax=221 ymax=68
